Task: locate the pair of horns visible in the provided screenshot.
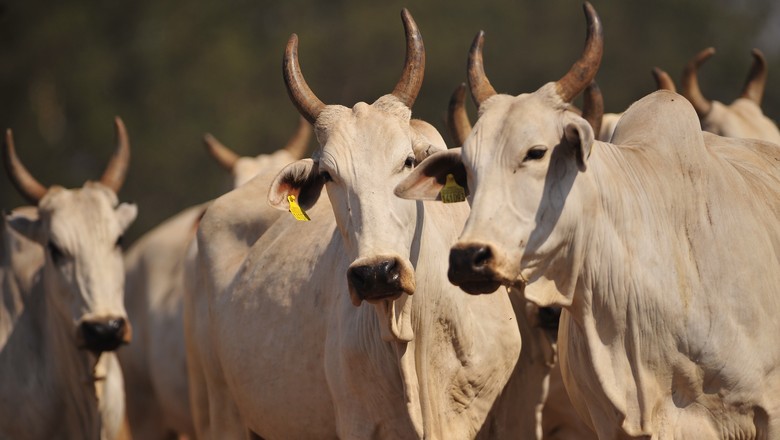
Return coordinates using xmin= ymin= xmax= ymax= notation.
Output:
xmin=469 ymin=2 xmax=603 ymax=107
xmin=446 ymin=80 xmax=604 ymax=147
xmin=682 ymin=47 xmax=767 ymax=117
xmin=203 ymin=116 xmax=312 ymax=171
xmin=284 ymin=8 xmax=425 ymax=125
xmin=3 ymin=117 xmax=130 ymax=205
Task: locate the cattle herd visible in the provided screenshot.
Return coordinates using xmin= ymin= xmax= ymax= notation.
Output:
xmin=2 ymin=2 xmax=780 ymax=439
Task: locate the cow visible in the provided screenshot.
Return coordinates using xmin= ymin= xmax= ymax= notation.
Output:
xmin=0 ymin=118 xmax=136 ymax=440
xmin=119 ymin=116 xmax=311 ymax=439
xmin=191 ymin=9 xmax=547 ymax=439
xmin=396 ymin=2 xmax=780 ymax=438
xmin=682 ymin=47 xmax=780 ymax=143
xmin=446 ymin=81 xmax=598 ymax=440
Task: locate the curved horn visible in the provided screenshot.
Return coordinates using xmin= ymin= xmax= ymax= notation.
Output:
xmin=652 ymin=67 xmax=676 ymax=92
xmin=581 ymin=81 xmax=603 ymax=137
xmin=681 ymin=47 xmax=714 ymax=117
xmin=467 ymin=31 xmax=498 ymax=108
xmin=555 ymin=2 xmax=604 ymax=103
xmin=283 ymin=34 xmax=326 ymax=125
xmin=99 ymin=116 xmax=131 ymax=194
xmin=740 ymin=48 xmax=767 ymax=105
xmin=283 ymin=116 xmax=312 ymax=159
xmin=446 ymin=83 xmax=472 ymax=147
xmin=203 ymin=133 xmax=239 ymax=171
xmin=3 ymin=129 xmax=47 ymax=204
xmin=391 ymin=8 xmax=426 ymax=108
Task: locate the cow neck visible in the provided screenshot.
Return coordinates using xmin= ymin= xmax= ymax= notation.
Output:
xmin=400 ymin=200 xmax=521 ymax=439
xmin=42 ymin=264 xmax=103 ymax=439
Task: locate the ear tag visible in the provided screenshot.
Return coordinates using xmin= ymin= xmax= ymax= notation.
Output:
xmin=287 ymin=195 xmax=311 ymax=221
xmin=440 ymin=174 xmax=466 ymax=204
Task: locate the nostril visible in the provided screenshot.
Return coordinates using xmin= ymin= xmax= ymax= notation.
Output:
xmin=349 ymin=265 xmax=373 ymax=290
xmin=472 ymin=246 xmax=492 ymax=268
xmin=80 ymin=318 xmax=127 ymax=353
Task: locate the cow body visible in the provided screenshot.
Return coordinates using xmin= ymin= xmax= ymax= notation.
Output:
xmin=0 ymin=120 xmax=136 ymax=440
xmin=121 ymin=127 xmax=309 ymax=439
xmin=396 ymin=5 xmax=780 ymax=437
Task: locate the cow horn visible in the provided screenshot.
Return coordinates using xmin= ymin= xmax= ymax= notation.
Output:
xmin=99 ymin=117 xmax=130 ymax=194
xmin=555 ymin=2 xmax=604 ymax=103
xmin=581 ymin=81 xmax=603 ymax=137
xmin=467 ymin=31 xmax=497 ymax=108
xmin=3 ymin=129 xmax=48 ymax=204
xmin=283 ymin=116 xmax=312 ymax=159
xmin=446 ymin=83 xmax=472 ymax=147
xmin=283 ymin=34 xmax=326 ymax=125
xmin=681 ymin=47 xmax=714 ymax=117
xmin=391 ymin=9 xmax=425 ymax=108
xmin=652 ymin=67 xmax=676 ymax=92
xmin=740 ymin=48 xmax=767 ymax=105
xmin=203 ymin=133 xmax=239 ymax=171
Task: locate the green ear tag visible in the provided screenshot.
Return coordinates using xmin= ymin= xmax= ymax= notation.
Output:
xmin=288 ymin=195 xmax=311 ymax=221
xmin=440 ymin=174 xmax=466 ymax=204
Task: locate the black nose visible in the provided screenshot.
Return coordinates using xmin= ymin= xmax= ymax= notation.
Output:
xmin=80 ymin=318 xmax=127 ymax=353
xmin=449 ymin=245 xmax=494 ymax=275
xmin=348 ymin=259 xmax=401 ymax=300
xmin=448 ymin=245 xmax=502 ymax=294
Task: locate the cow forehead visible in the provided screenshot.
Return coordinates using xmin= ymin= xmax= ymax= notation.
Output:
xmin=316 ymin=97 xmax=414 ymax=163
xmin=41 ymin=184 xmax=123 ymax=240
xmin=466 ymin=92 xmax=566 ymax=162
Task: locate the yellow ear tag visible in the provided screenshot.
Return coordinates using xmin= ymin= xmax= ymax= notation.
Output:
xmin=440 ymin=174 xmax=466 ymax=204
xmin=287 ymin=195 xmax=311 ymax=221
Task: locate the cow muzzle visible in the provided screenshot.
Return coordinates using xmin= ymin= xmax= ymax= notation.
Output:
xmin=79 ymin=317 xmax=131 ymax=353
xmin=448 ymin=243 xmax=503 ymax=294
xmin=347 ymin=256 xmax=415 ymax=305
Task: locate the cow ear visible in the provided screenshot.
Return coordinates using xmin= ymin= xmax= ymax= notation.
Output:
xmin=268 ymin=158 xmax=326 ymax=211
xmin=395 ymin=148 xmax=468 ymax=201
xmin=116 ymin=203 xmax=137 ymax=233
xmin=563 ymin=114 xmax=595 ymax=172
xmin=5 ymin=212 xmax=44 ymax=243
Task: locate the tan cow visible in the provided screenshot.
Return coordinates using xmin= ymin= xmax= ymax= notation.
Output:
xmin=0 ymin=118 xmax=136 ymax=440
xmin=397 ymin=3 xmax=780 ymax=438
xmin=682 ymin=47 xmax=780 ymax=143
xmin=119 ymin=117 xmax=311 ymax=439
xmin=191 ymin=9 xmax=548 ymax=439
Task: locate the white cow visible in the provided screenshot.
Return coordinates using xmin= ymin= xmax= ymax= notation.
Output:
xmin=397 ymin=3 xmax=780 ymax=438
xmin=447 ymin=81 xmax=598 ymax=440
xmin=681 ymin=47 xmax=780 ymax=143
xmin=119 ymin=117 xmax=311 ymax=439
xmin=193 ymin=9 xmax=538 ymax=439
xmin=0 ymin=118 xmax=137 ymax=440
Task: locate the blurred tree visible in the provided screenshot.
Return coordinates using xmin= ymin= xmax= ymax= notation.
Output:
xmin=0 ymin=0 xmax=777 ymax=243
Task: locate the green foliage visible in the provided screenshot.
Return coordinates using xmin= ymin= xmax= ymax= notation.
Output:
xmin=0 ymin=0 xmax=777 ymax=243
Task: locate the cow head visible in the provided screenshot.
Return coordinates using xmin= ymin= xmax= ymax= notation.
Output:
xmin=682 ymin=47 xmax=780 ymax=143
xmin=269 ymin=9 xmax=442 ymax=341
xmin=3 ymin=117 xmax=137 ymax=353
xmin=204 ymin=115 xmax=312 ymax=187
xmin=396 ymin=3 xmax=602 ymax=306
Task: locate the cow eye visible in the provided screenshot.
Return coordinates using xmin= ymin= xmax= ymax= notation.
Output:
xmin=404 ymin=156 xmax=415 ymax=169
xmin=48 ymin=242 xmax=65 ymax=265
xmin=523 ymin=147 xmax=547 ymax=162
xmin=319 ymin=171 xmax=332 ymax=182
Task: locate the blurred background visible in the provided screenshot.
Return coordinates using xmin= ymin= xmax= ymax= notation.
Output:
xmin=1 ymin=0 xmax=778 ymax=243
